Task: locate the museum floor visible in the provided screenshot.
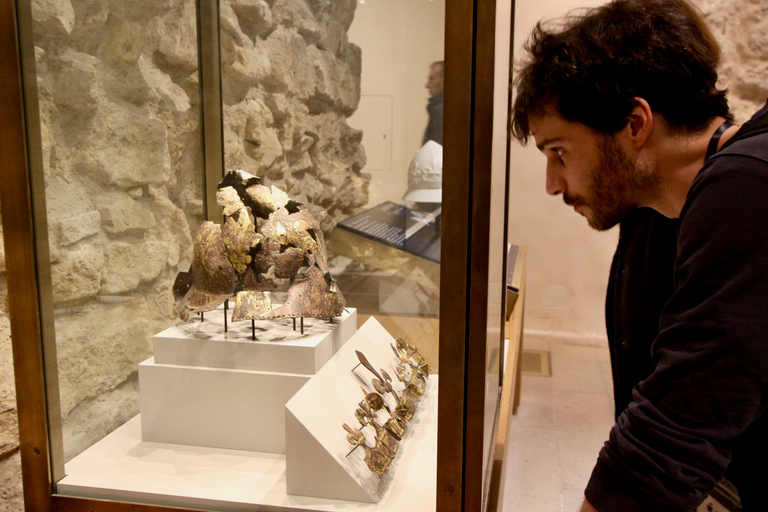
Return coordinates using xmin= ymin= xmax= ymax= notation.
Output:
xmin=501 ymin=333 xmax=615 ymax=512
xmin=501 ymin=334 xmax=733 ymax=512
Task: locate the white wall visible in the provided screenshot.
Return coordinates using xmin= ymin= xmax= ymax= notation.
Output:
xmin=347 ymin=0 xmax=446 ymax=207
xmin=509 ymin=0 xmax=619 ymax=341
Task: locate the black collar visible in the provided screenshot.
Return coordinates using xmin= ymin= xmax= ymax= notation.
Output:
xmin=706 ymin=120 xmax=734 ymax=159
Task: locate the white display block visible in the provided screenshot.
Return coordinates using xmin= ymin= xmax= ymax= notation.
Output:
xmin=140 ymin=308 xmax=357 ymax=453
xmin=153 ymin=308 xmax=357 ymax=374
xmin=285 ymin=317 xmax=437 ymax=503
xmin=139 ymin=358 xmax=309 ymax=453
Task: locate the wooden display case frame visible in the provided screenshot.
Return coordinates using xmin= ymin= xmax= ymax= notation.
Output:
xmin=0 ymin=0 xmax=517 ymax=510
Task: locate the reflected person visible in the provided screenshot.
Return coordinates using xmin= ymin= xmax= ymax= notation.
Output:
xmin=423 ymin=60 xmax=443 ymax=146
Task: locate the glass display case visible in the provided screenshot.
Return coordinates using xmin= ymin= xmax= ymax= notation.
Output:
xmin=0 ymin=0 xmax=516 ymax=510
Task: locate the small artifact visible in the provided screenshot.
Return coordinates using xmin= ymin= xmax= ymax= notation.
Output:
xmin=362 ymin=389 xmax=388 ymax=412
xmin=372 ymin=377 xmax=397 ymax=401
xmin=393 ymin=394 xmax=417 ymax=423
xmin=359 ymin=389 xmax=405 ymax=440
xmin=395 ymin=363 xmax=426 ymax=398
xmin=354 ymin=405 xmax=399 ymax=458
xmin=343 ymin=423 xmax=393 ymax=478
xmin=354 ymin=350 xmax=384 ymax=382
xmin=173 ymin=170 xmax=344 ymax=323
xmin=392 ymin=339 xmax=431 ymax=379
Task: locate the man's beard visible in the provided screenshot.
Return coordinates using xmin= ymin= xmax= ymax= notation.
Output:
xmin=564 ymin=135 xmax=658 ymax=231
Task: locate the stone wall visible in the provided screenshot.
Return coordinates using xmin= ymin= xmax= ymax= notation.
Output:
xmin=697 ymin=0 xmax=768 ymax=124
xmin=219 ymin=0 xmax=368 ymax=232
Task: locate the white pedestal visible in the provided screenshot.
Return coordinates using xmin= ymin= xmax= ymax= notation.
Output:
xmin=139 ymin=309 xmax=357 ymax=453
xmin=285 ymin=317 xmax=437 ymax=503
xmin=139 ymin=359 xmax=308 ymax=453
xmin=153 ymin=308 xmax=357 ymax=374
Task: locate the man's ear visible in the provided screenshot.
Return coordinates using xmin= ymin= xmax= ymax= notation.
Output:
xmin=623 ymin=97 xmax=653 ymax=149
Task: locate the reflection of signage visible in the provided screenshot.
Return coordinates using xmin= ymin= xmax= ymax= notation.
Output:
xmin=335 ymin=202 xmax=441 ymax=264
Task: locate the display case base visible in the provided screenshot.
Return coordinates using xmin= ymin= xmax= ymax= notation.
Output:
xmin=57 ymin=405 xmax=436 ymax=511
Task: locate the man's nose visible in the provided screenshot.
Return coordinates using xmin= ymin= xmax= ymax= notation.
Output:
xmin=545 ymin=163 xmax=565 ymax=196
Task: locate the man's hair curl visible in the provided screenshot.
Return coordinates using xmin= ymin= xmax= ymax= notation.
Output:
xmin=510 ymin=0 xmax=731 ymax=144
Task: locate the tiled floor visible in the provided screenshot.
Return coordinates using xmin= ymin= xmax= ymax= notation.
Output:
xmin=501 ymin=332 xmax=616 ymax=512
xmin=500 ymin=334 xmax=731 ymax=512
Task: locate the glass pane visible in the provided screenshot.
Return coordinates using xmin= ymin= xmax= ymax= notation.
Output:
xmin=481 ymin=0 xmax=513 ymax=503
xmin=27 ymin=0 xmax=204 ymax=462
xmin=29 ymin=0 xmax=445 ymax=508
xmin=336 ymin=0 xmax=444 ymax=368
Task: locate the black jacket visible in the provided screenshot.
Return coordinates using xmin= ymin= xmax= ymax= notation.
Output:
xmin=606 ymin=207 xmax=677 ymax=420
xmin=587 ymin=101 xmax=768 ymax=512
xmin=423 ymin=92 xmax=443 ymax=146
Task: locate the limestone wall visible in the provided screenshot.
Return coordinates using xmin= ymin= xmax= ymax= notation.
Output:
xmin=219 ymin=0 xmax=369 ymax=232
xmin=697 ymin=0 xmax=768 ymax=124
xmin=0 ymin=212 xmax=22 ymax=511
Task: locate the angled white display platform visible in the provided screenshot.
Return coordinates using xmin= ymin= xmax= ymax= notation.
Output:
xmin=140 ymin=309 xmax=356 ymax=453
xmin=285 ymin=317 xmax=436 ymax=503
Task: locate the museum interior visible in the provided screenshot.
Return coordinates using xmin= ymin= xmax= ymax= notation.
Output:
xmin=0 ymin=0 xmax=762 ymax=511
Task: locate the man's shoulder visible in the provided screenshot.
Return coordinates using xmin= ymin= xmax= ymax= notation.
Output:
xmin=716 ymin=128 xmax=768 ymax=162
xmin=685 ymin=130 xmax=768 ymax=218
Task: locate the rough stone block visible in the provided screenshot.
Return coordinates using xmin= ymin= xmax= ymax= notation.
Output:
xmin=232 ymin=0 xmax=275 ymax=39
xmin=32 ymin=0 xmax=75 ymax=37
xmin=51 ymin=243 xmax=105 ymax=303
xmin=98 ymin=198 xmax=156 ymax=235
xmin=101 ymin=241 xmax=169 ymax=294
xmin=55 ymin=210 xmax=102 ymax=246
xmin=263 ymin=26 xmax=316 ymax=99
xmin=55 ymin=297 xmax=152 ymax=419
xmin=138 ymin=54 xmax=191 ymax=112
xmin=53 ymin=49 xmax=101 ymax=112
xmin=83 ymin=110 xmax=172 ymax=188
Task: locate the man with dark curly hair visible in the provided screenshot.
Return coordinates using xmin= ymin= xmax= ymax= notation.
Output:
xmin=511 ymin=0 xmax=768 ymax=511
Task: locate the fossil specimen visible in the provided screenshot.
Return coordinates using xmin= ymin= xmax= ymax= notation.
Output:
xmin=173 ymin=170 xmax=344 ymax=322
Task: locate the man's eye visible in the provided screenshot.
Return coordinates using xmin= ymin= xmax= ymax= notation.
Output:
xmin=555 ymin=148 xmax=564 ymax=157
